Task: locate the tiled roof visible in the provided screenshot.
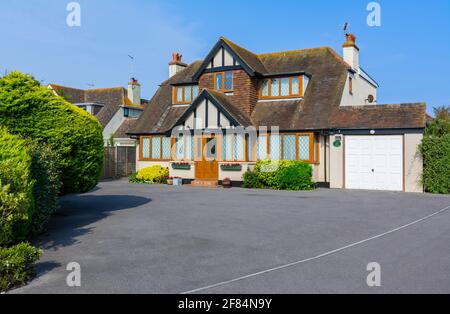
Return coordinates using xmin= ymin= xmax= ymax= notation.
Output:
xmin=49 ymin=84 xmax=144 ymax=127
xmin=129 ymin=38 xmax=426 ymax=135
xmin=114 ymin=118 xmax=139 ymax=138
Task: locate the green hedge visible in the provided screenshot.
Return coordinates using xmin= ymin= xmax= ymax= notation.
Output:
xmin=420 ymin=108 xmax=450 ymax=194
xmin=29 ymin=142 xmax=62 ymax=235
xmin=0 ymin=72 xmax=104 ymax=194
xmin=421 ymin=134 xmax=450 ymax=194
xmin=0 ymin=127 xmax=35 ymax=246
xmin=0 ymin=243 xmax=42 ymax=292
xmin=244 ymin=160 xmax=314 ymax=191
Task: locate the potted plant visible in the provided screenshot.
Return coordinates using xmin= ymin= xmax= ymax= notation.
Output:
xmin=221 ymin=163 xmax=243 ymax=171
xmin=167 ymin=176 xmax=173 ymax=185
xmin=222 ymin=177 xmax=232 ymax=189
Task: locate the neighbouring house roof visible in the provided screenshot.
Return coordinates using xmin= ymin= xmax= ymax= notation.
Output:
xmin=129 ymin=37 xmax=426 ymax=135
xmin=48 ymin=84 xmax=147 ymax=128
xmin=114 ymin=118 xmax=139 ymax=138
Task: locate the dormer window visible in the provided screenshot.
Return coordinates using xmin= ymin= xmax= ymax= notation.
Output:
xmin=214 ymin=71 xmax=233 ymax=92
xmin=260 ymin=75 xmax=306 ymax=99
xmin=173 ymin=85 xmax=199 ymax=105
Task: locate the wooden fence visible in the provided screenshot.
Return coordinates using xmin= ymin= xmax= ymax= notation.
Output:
xmin=102 ymin=146 xmax=136 ymax=179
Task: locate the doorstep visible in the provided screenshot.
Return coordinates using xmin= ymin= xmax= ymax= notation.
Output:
xmin=190 ymin=179 xmax=219 ymax=188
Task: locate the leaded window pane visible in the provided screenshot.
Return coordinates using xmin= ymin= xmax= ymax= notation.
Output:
xmin=185 ymin=86 xmax=192 ymax=102
xmin=234 ymin=135 xmax=244 ymax=161
xmin=185 ymin=136 xmax=194 ymax=161
xmin=298 ymin=135 xmax=310 ymax=161
xmin=224 ymin=72 xmax=233 ymax=90
xmin=142 ymin=138 xmax=150 ymax=159
xmin=270 ymin=79 xmax=279 ymax=96
xmin=257 ymin=136 xmax=267 ymax=160
xmin=177 ymin=87 xmax=183 ymax=102
xmin=270 ymin=135 xmax=281 ymax=160
xmin=283 ymin=135 xmax=296 ymax=160
xmin=215 ymin=73 xmax=223 ymax=90
xmin=192 ymin=85 xmax=199 ymax=99
xmin=152 ymin=137 xmax=161 ymax=159
xmin=223 ymin=135 xmax=234 ymax=161
xmin=176 ymin=136 xmax=184 ymax=160
xmin=247 ymin=135 xmax=254 ymax=161
xmin=162 ymin=137 xmax=171 ymax=160
xmin=262 ymin=80 xmax=269 ymax=96
xmin=292 ymin=77 xmax=299 ymax=95
xmin=280 ymin=78 xmax=290 ymax=96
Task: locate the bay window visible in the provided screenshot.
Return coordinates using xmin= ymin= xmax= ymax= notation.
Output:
xmin=176 ymin=135 xmax=194 ymax=161
xmin=222 ymin=134 xmax=245 ymax=161
xmin=259 ymin=75 xmax=305 ymax=99
xmin=253 ymin=133 xmax=316 ymax=163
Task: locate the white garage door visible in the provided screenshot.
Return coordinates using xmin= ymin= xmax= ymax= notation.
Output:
xmin=345 ymin=136 xmax=403 ymax=191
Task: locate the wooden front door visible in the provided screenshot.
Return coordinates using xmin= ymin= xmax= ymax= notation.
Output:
xmin=195 ymin=136 xmax=219 ymax=180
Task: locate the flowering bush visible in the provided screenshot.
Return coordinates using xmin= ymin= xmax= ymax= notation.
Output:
xmin=135 ymin=165 xmax=169 ymax=184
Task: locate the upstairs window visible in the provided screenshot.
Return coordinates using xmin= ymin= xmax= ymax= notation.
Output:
xmin=214 ymin=71 xmax=233 ymax=92
xmin=173 ymin=85 xmax=199 ymax=105
xmin=260 ymin=75 xmax=305 ymax=99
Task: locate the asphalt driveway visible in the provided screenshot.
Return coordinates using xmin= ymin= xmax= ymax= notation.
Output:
xmin=11 ymin=180 xmax=450 ymax=294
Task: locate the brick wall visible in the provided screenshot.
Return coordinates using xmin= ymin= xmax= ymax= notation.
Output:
xmin=199 ymin=70 xmax=258 ymax=116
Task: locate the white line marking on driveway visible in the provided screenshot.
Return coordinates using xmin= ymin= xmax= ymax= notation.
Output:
xmin=181 ymin=205 xmax=450 ymax=294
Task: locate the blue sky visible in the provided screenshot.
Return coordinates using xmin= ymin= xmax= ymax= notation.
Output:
xmin=1 ymin=0 xmax=449 ymax=114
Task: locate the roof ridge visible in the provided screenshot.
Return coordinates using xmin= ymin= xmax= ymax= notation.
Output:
xmin=85 ymin=87 xmax=126 ymax=92
xmin=257 ymin=46 xmax=330 ymax=57
xmin=220 ymin=37 xmax=258 ymax=57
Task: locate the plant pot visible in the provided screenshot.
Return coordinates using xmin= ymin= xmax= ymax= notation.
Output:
xmin=221 ymin=165 xmax=242 ymax=172
xmin=172 ymin=164 xmax=191 ymax=170
xmin=167 ymin=179 xmax=173 ymax=185
xmin=173 ymin=178 xmax=183 ymax=186
xmin=222 ymin=180 xmax=232 ymax=189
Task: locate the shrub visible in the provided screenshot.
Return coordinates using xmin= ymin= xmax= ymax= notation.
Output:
xmin=421 ymin=134 xmax=450 ymax=194
xmin=0 ymin=243 xmax=42 ymax=292
xmin=420 ymin=107 xmax=450 ymax=194
xmin=242 ymin=171 xmax=264 ymax=189
xmin=275 ymin=161 xmax=314 ymax=191
xmin=128 ymin=172 xmax=142 ymax=184
xmin=251 ymin=160 xmax=314 ymax=191
xmin=0 ymin=127 xmax=35 ymax=246
xmin=0 ymin=72 xmax=104 ymax=194
xmin=135 ymin=166 xmax=169 ymax=184
xmin=29 ymin=142 xmax=62 ymax=235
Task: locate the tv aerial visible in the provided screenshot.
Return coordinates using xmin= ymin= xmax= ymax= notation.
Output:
xmin=342 ymin=22 xmax=350 ymax=34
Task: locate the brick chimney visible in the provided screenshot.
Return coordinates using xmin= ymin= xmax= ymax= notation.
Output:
xmin=342 ymin=33 xmax=359 ymax=70
xmin=128 ymin=77 xmax=141 ymax=106
xmin=169 ymin=53 xmax=188 ymax=78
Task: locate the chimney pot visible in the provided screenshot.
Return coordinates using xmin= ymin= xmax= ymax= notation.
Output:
xmin=168 ymin=52 xmax=188 ymax=78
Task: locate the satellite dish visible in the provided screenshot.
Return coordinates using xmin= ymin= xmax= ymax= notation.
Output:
xmin=367 ymin=95 xmax=375 ymax=103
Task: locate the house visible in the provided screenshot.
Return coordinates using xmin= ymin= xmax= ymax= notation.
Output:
xmin=48 ymin=78 xmax=147 ymax=147
xmin=128 ymin=35 xmax=426 ymax=192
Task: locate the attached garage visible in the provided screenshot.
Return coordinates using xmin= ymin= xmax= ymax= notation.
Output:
xmin=345 ymin=135 xmax=403 ymax=191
